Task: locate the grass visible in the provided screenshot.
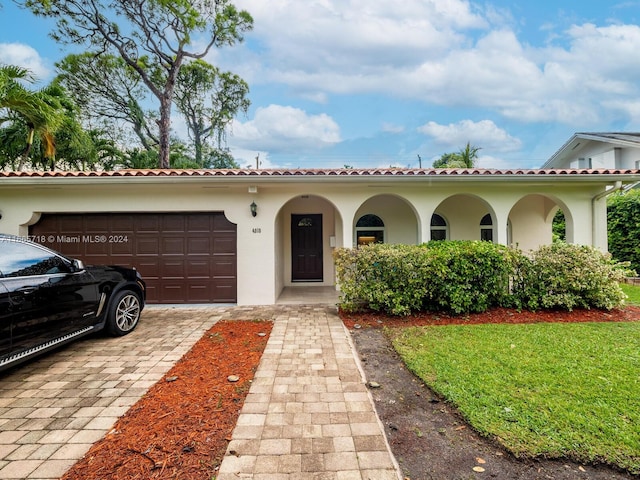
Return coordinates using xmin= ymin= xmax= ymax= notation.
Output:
xmin=620 ymin=282 xmax=640 ymax=305
xmin=391 ymin=321 xmax=640 ymax=474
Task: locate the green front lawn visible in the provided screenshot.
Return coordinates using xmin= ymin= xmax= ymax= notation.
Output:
xmin=621 ymin=282 xmax=640 ymax=305
xmin=391 ymin=321 xmax=640 ymax=474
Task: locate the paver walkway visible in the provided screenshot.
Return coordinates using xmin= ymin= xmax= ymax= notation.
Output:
xmin=217 ymin=306 xmax=401 ymax=479
xmin=0 ymin=305 xmax=401 ymax=480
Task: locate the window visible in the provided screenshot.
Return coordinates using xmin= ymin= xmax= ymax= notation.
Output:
xmin=356 ymin=214 xmax=384 ymax=246
xmin=0 ymin=241 xmax=72 ymax=277
xmin=578 ymin=157 xmax=592 ymax=168
xmin=297 ymin=217 xmax=314 ymax=227
xmin=430 ymin=214 xmax=448 ymax=240
xmin=480 ymin=214 xmax=493 ymax=242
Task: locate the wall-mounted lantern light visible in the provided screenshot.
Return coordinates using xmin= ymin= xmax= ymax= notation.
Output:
xmin=250 ymin=201 xmax=257 ymax=217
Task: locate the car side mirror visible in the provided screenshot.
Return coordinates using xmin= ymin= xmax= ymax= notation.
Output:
xmin=72 ymin=259 xmax=85 ymax=272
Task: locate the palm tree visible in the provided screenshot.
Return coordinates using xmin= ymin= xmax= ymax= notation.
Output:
xmin=0 ymin=65 xmax=64 ymax=170
xmin=458 ymin=142 xmax=481 ymax=168
xmin=432 ymin=143 xmax=481 ymax=168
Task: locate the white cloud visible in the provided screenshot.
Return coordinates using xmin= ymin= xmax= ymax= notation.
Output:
xmin=229 ymin=104 xmax=341 ymax=152
xmin=0 ymin=43 xmax=51 ymax=80
xmin=226 ymin=0 xmax=486 ymax=89
xmin=220 ymin=2 xmax=640 ymax=127
xmin=418 ymin=119 xmax=522 ymax=152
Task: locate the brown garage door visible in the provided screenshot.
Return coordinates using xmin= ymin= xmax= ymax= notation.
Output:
xmin=29 ymin=213 xmax=237 ymax=304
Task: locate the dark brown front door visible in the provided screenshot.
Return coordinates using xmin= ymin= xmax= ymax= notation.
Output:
xmin=291 ymin=214 xmax=323 ymax=282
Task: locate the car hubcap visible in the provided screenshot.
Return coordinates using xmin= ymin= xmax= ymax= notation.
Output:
xmin=116 ymin=295 xmax=140 ymax=332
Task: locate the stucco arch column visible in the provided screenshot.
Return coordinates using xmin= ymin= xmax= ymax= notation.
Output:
xmin=492 ymin=207 xmax=510 ymax=246
xmin=591 ymin=198 xmax=607 ymax=250
xmin=328 ymin=196 xmax=363 ymax=249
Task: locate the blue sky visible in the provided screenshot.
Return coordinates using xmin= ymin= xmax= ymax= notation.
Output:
xmin=2 ymin=0 xmax=640 ymax=169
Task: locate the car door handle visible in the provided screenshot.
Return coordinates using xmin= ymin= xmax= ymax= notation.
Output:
xmin=15 ymin=286 xmax=37 ymax=295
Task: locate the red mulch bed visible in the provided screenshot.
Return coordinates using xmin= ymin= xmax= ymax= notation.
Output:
xmin=62 ymin=320 xmax=272 ymax=480
xmin=340 ymin=305 xmax=640 ymax=329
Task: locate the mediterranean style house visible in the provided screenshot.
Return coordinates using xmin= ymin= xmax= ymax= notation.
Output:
xmin=1 ymin=133 xmax=640 ymax=306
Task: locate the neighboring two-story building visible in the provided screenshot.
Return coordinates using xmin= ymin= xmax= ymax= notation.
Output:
xmin=544 ymin=132 xmax=640 ymax=170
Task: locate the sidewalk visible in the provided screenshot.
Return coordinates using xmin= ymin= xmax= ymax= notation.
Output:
xmin=216 ymin=306 xmax=401 ymax=479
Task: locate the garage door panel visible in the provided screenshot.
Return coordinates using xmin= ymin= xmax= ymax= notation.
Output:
xmin=85 ymin=241 xmax=109 ymax=255
xmin=159 ymin=283 xmax=186 ymax=303
xmin=188 ymin=261 xmax=210 ymax=277
xmin=161 ymin=215 xmax=187 ymax=232
xmin=58 ymin=215 xmax=83 ymax=232
xmin=162 ymin=238 xmax=185 ymax=255
xmin=59 ymin=243 xmax=83 ymax=256
xmin=187 ymin=237 xmax=210 ymax=254
xmin=108 ymin=255 xmax=135 ymax=267
xmin=188 ymin=215 xmax=211 ymax=232
xmin=111 ymin=216 xmax=135 ymax=231
xmin=136 ymin=259 xmax=160 ymax=278
xmin=137 ymin=216 xmax=161 ymax=232
xmin=160 ymin=260 xmax=186 ymax=278
xmin=213 ymin=237 xmax=236 ymax=254
xmin=212 ymin=259 xmax=236 ymax=277
xmin=111 ymin=241 xmax=133 ymax=255
xmin=84 ymin=216 xmax=110 ymax=232
xmin=137 ymin=237 xmax=160 ymax=255
xmin=212 ymin=283 xmax=236 ymax=302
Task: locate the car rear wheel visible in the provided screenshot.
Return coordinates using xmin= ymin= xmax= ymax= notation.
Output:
xmin=107 ymin=290 xmax=141 ymax=336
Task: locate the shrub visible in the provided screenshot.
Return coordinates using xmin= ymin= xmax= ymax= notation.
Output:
xmin=512 ymin=242 xmax=630 ymax=311
xmin=334 ymin=241 xmax=516 ymax=315
xmin=334 ymin=241 xmax=629 ymax=315
xmin=419 ymin=241 xmax=515 ymax=314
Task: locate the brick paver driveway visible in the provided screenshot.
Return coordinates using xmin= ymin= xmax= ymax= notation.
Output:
xmin=0 ymin=307 xmax=221 ymax=479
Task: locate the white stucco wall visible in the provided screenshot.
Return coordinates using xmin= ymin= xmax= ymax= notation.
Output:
xmin=567 ymin=143 xmax=640 ymax=169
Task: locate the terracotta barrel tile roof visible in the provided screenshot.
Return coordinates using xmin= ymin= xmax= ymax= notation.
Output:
xmin=2 ymin=167 xmax=640 ymax=178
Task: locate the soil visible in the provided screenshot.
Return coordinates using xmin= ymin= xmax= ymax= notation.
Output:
xmin=59 ymin=307 xmax=640 ymax=480
xmin=346 ymin=306 xmax=640 ymax=480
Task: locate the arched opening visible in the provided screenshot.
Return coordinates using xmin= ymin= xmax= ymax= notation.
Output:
xmin=508 ymin=194 xmax=574 ymax=251
xmin=275 ymin=194 xmax=342 ymax=292
xmin=432 ymin=195 xmax=496 ymax=242
xmin=355 ymin=214 xmax=385 ymax=246
xmin=353 ymin=194 xmax=418 ymax=245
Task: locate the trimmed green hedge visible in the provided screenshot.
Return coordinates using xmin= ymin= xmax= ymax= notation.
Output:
xmin=608 ymin=189 xmax=640 ymax=273
xmin=334 ymin=241 xmax=630 ymax=316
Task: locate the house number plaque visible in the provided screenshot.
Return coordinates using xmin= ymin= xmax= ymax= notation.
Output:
xmin=252 ymin=228 xmax=262 ymax=233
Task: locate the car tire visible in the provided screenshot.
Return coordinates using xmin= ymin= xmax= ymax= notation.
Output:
xmin=106 ymin=290 xmax=142 ymax=336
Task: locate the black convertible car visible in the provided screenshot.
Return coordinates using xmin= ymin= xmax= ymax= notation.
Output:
xmin=0 ymin=234 xmax=145 ymax=372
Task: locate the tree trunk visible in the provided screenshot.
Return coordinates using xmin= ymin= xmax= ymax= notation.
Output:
xmin=157 ymin=96 xmax=172 ymax=169
xmin=19 ymin=127 xmax=35 ymax=171
xmin=194 ymin=129 xmax=203 ymax=167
